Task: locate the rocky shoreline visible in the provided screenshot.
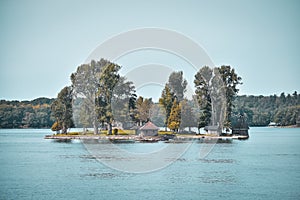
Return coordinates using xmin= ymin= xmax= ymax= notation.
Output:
xmin=44 ymin=134 xmax=249 ymax=142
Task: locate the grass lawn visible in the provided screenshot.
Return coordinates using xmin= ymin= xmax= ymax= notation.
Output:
xmin=61 ymin=129 xmax=136 ymax=136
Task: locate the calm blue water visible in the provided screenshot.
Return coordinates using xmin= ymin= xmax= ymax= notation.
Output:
xmin=0 ymin=128 xmax=300 ymax=200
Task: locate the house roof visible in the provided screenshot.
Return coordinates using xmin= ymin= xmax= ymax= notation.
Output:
xmin=139 ymin=121 xmax=159 ymax=130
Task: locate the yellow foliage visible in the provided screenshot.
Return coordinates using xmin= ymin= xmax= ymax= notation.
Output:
xmin=158 ymin=130 xmax=174 ymax=135
xmin=51 ymin=121 xmax=62 ymax=131
xmin=32 ymin=105 xmax=40 ymax=109
xmin=117 ymin=129 xmax=135 ymax=135
xmin=169 ymin=121 xmax=180 ymax=130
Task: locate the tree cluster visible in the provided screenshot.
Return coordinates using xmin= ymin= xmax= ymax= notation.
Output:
xmin=159 ymin=71 xmax=197 ymax=132
xmin=194 ymin=66 xmax=241 ymax=132
xmin=70 ymin=59 xmax=136 ymax=134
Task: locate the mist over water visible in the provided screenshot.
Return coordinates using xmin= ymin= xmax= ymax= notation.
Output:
xmin=0 ymin=127 xmax=299 ymax=199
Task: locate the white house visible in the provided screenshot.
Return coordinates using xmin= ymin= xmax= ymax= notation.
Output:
xmin=204 ymin=126 xmax=221 ymax=135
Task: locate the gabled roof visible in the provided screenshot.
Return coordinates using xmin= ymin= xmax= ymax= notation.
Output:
xmin=139 ymin=121 xmax=159 ymax=130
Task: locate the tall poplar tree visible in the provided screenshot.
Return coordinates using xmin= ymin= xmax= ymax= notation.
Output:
xmin=194 ymin=66 xmax=212 ymax=132
xmin=218 ymin=65 xmax=242 ymax=129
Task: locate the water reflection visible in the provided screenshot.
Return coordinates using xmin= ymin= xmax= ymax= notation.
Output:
xmin=52 ymin=139 xmax=72 ymax=143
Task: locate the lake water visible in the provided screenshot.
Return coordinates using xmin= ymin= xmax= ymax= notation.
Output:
xmin=0 ymin=127 xmax=299 ymax=200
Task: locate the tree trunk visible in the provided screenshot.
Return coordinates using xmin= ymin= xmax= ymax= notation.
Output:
xmin=108 ymin=123 xmax=112 ymax=135
xmin=62 ymin=124 xmax=67 ymax=134
xmin=94 ymin=124 xmax=98 ymax=135
xmin=93 ymin=120 xmax=98 ymax=135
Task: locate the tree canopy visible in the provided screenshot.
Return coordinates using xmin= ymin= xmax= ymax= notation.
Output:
xmin=135 ymin=96 xmax=153 ymax=125
xmin=167 ymin=71 xmax=187 ymax=102
xmin=71 ymin=58 xmax=136 ymax=134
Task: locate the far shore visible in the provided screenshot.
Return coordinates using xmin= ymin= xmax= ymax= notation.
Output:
xmin=267 ymin=125 xmax=300 ymax=128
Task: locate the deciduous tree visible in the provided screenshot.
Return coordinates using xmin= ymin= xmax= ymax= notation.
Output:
xmin=135 ymin=96 xmax=153 ymax=126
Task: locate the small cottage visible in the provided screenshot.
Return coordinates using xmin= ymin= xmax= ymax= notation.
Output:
xmin=139 ymin=121 xmax=159 ymax=137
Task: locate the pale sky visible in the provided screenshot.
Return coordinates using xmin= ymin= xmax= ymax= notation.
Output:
xmin=0 ymin=0 xmax=299 ymax=101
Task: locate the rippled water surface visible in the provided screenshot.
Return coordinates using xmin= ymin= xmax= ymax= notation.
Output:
xmin=0 ymin=128 xmax=300 ymax=199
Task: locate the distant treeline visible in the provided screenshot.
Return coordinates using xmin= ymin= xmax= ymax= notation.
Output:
xmin=0 ymin=92 xmax=299 ymax=129
xmin=0 ymin=98 xmax=55 ymax=128
xmin=233 ymin=92 xmax=300 ymax=126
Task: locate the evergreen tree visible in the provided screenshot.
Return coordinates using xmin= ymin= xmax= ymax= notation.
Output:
xmin=194 ymin=66 xmax=212 ymax=132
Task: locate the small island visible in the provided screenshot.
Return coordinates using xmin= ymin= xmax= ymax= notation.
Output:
xmin=0 ymin=59 xmax=298 ymax=136
xmin=41 ymin=59 xmax=254 ymax=142
xmin=45 ymin=121 xmax=249 ymax=143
